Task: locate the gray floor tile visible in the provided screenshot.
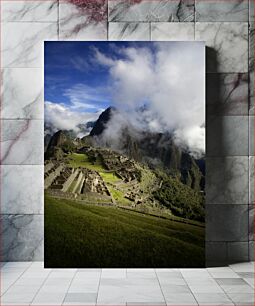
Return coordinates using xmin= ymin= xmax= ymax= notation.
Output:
xmin=193 ymin=292 xmax=234 ymax=305
xmin=160 ymin=284 xmax=192 ymax=294
xmin=227 ymin=292 xmax=254 ymax=305
xmin=215 ymin=278 xmax=248 ymax=285
xmin=207 ymin=267 xmax=240 ymax=278
xmin=220 ymin=284 xmax=253 ymax=293
xmin=230 ymin=262 xmax=254 ymax=272
xmin=163 ymin=293 xmax=198 ymax=305
xmin=64 ymin=292 xmax=97 ymax=303
xmin=237 ymin=272 xmax=254 ymax=278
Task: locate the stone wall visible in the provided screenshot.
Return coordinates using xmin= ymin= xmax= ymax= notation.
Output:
xmin=0 ymin=0 xmax=253 ymax=264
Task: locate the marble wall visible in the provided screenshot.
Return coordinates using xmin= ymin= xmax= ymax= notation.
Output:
xmin=0 ymin=0 xmax=253 ymax=265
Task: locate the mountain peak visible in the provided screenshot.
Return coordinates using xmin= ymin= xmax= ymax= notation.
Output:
xmin=90 ymin=106 xmax=117 ymax=136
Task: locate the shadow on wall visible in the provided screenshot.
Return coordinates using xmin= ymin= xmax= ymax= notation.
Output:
xmin=205 ymin=47 xmax=228 ymax=267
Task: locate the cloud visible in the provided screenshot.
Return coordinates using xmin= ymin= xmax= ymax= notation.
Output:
xmin=70 ymin=56 xmax=91 ymax=72
xmin=45 ymin=101 xmax=100 ymax=137
xmin=94 ymin=42 xmax=205 ymax=155
xmin=45 ymin=42 xmax=205 ymax=156
xmin=63 ymin=83 xmax=109 ymax=112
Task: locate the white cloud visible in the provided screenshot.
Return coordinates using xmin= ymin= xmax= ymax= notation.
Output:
xmin=46 ymin=42 xmax=205 ymax=155
xmin=94 ymin=42 xmax=205 ymax=155
xmin=63 ymin=83 xmax=108 ymax=112
xmin=45 ymin=101 xmax=100 ymax=137
xmin=70 ymin=56 xmax=91 ymax=72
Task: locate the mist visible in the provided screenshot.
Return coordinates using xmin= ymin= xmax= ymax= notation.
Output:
xmin=95 ymin=42 xmax=205 ymax=157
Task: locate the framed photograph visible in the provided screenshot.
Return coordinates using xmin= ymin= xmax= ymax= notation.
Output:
xmin=44 ymin=41 xmax=205 ymax=268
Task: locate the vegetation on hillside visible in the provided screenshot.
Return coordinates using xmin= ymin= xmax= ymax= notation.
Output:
xmin=153 ymin=170 xmax=205 ymax=222
xmin=45 ymin=196 xmax=205 ymax=268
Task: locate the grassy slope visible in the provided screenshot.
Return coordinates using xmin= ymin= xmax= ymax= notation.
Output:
xmin=45 ymin=196 xmax=205 ymax=268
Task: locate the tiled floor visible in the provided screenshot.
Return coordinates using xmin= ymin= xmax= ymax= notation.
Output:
xmin=0 ymin=262 xmax=254 ymax=305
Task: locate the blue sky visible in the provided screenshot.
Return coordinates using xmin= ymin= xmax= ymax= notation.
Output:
xmin=44 ymin=41 xmax=205 ymax=154
xmin=45 ymin=41 xmax=155 ymax=113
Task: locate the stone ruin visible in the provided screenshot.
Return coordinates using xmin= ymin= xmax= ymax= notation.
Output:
xmin=44 ymin=161 xmax=111 ymax=199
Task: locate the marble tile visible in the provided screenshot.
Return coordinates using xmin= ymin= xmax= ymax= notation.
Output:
xmin=230 ymin=262 xmax=254 ymax=272
xmin=47 ymin=269 xmax=76 ymax=279
xmin=39 ymin=279 xmax=72 ymax=293
xmin=192 ymin=292 xmax=233 ymax=305
xmin=68 ymin=278 xmax=99 ymax=293
xmin=151 ymin=22 xmax=194 ymax=40
xmin=207 ymin=116 xmax=248 ymax=156
xmin=162 ymin=293 xmax=197 ymax=305
xmin=227 ymin=292 xmax=254 ymax=305
xmin=249 ymin=156 xmax=254 ymax=205
xmin=1 ymin=165 xmax=43 ymax=214
xmin=249 ymin=70 xmax=254 ymax=115
xmin=249 ymin=116 xmax=254 ymax=155
xmin=206 ymin=73 xmax=249 ymax=116
xmin=207 ymin=267 xmax=240 ymax=279
xmin=2 ymin=22 xmax=57 ymax=68
xmin=1 ymin=68 xmax=43 ymax=119
xmin=196 ymin=22 xmax=248 ymax=73
xmin=160 ymin=284 xmax=191 ymax=294
xmin=2 ymin=285 xmax=39 ymax=304
xmin=206 ymin=205 xmax=249 ymax=242
xmin=127 ymin=269 xmax=156 ymax=279
xmin=206 ymin=156 xmax=249 ymax=204
xmin=219 ymin=284 xmax=253 ymax=294
xmin=249 ymin=241 xmax=254 ymax=261
xmin=14 ymin=277 xmax=46 ymax=287
xmin=127 ymin=303 xmax=165 ymax=306
xmin=96 ymin=282 xmax=127 ymax=304
xmin=227 ymin=242 xmax=249 ymax=263
xmin=158 ymin=277 xmax=186 ymax=286
xmin=59 ymin=1 xmax=107 ymax=40
xmin=101 ymin=268 xmax=126 ymax=278
xmin=109 ymin=22 xmax=150 ymax=40
xmin=206 ymin=242 xmax=228 ymax=267
xmin=1 ymin=0 xmax=58 ymax=22
xmin=1 ymin=214 xmax=43 ymax=261
xmin=31 ymin=291 xmax=66 ymax=305
xmin=108 ymin=0 xmax=195 ymax=22
xmin=75 ymin=270 xmax=101 ymax=279
xmin=188 ymin=283 xmax=224 ymax=294
xmin=249 ymin=204 xmax=254 ymax=241
xmin=237 ymin=272 xmax=254 ymax=279
xmin=0 ymin=119 xmax=43 ymax=165
xmin=3 ymin=261 xmax=32 ymax=269
xmin=196 ymin=0 xmax=248 ymax=22
xmin=249 ymin=27 xmax=254 ymax=114
xmin=64 ymin=293 xmax=97 ymax=304
xmin=250 ymin=0 xmax=254 ymax=22
xmin=180 ymin=269 xmax=211 ymax=279
xmin=125 ymin=284 xmax=165 ymax=303
xmin=243 ymin=275 xmax=255 ymax=288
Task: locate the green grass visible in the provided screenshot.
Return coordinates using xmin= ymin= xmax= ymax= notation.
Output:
xmin=68 ymin=153 xmax=120 ymax=184
xmin=68 ymin=153 xmax=104 ymax=172
xmin=45 ymin=195 xmax=205 ymax=268
xmin=99 ymin=171 xmax=120 ymax=184
xmin=68 ymin=179 xmax=77 ymax=193
xmin=108 ymin=186 xmax=132 ymax=205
